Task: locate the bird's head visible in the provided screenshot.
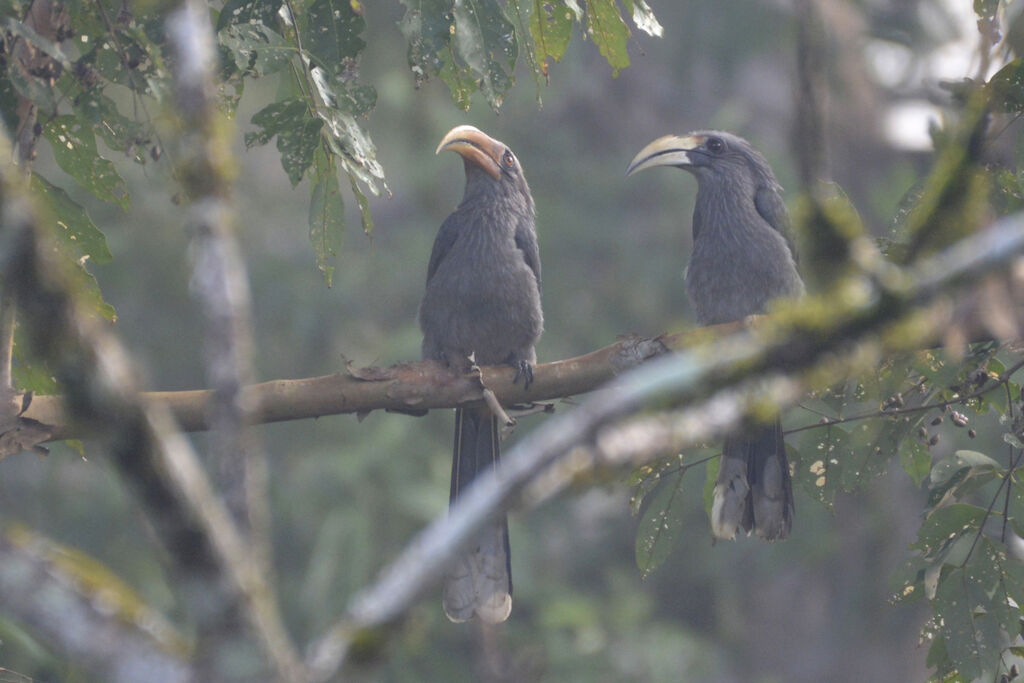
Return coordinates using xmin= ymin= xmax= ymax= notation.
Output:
xmin=436 ymin=125 xmax=532 ymax=207
xmin=626 ymin=130 xmax=777 ymax=193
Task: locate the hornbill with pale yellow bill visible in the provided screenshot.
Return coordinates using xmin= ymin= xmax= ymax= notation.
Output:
xmin=419 ymin=125 xmax=543 ymax=623
xmin=627 ymin=131 xmax=803 ymax=540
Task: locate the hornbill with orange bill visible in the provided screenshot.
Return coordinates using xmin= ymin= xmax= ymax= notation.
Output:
xmin=420 ymin=125 xmax=543 ymax=623
xmin=627 ymin=131 xmax=803 ymax=540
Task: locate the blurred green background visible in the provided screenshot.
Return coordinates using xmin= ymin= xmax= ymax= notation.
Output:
xmin=2 ymin=0 xmax=991 ymax=679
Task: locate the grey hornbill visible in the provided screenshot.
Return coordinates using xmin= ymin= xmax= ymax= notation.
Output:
xmin=627 ymin=131 xmax=804 ymax=540
xmin=419 ymin=125 xmax=543 ymax=623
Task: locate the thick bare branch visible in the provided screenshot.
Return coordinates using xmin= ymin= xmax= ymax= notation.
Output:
xmin=12 ymin=295 xmax=1020 ymax=452
xmin=15 ymin=329 xmax=731 ymax=444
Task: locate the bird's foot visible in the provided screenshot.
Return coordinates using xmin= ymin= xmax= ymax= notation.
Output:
xmin=509 ymin=358 xmax=534 ymax=390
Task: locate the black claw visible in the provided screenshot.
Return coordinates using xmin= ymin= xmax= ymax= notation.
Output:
xmin=512 ymin=360 xmax=534 ymax=390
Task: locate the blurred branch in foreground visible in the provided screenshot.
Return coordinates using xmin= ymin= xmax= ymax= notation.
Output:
xmin=307 ymin=209 xmax=1024 ymax=679
xmin=0 ymin=107 xmax=303 ymax=682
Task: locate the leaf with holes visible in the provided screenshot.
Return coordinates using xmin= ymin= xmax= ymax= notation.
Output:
xmin=305 ymin=0 xmax=366 ymax=76
xmin=397 ymin=0 xmax=451 ymax=87
xmin=319 ymin=106 xmax=386 ymax=194
xmin=30 ymin=176 xmax=116 ymax=322
xmin=635 ymin=468 xmax=685 ymax=579
xmin=30 ymin=174 xmax=112 ymax=264
xmin=451 ymin=0 xmax=517 ymax=110
xmin=216 ymin=0 xmax=282 ymax=31
xmin=279 ymin=117 xmax=324 ymax=186
xmin=988 ymin=59 xmax=1024 ymax=114
xmin=72 ymin=93 xmax=149 ymax=163
xmin=911 ymin=503 xmax=986 ymax=559
xmin=219 ymin=23 xmax=292 ymax=76
xmin=43 ymin=116 xmax=129 ymax=209
xmin=529 ymin=0 xmax=573 ymax=77
xmin=246 ymin=98 xmax=307 ymax=148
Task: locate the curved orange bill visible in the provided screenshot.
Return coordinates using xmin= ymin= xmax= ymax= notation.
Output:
xmin=436 ymin=125 xmax=503 ymax=180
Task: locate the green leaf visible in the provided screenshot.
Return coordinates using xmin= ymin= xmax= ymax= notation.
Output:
xmin=988 ymin=59 xmax=1024 ymax=114
xmin=318 ymin=106 xmax=386 ymax=194
xmin=29 ymin=174 xmax=116 ymax=322
xmin=0 ymin=75 xmax=19 ymax=132
xmin=247 ymin=99 xmax=324 ymax=185
xmin=72 ymin=92 xmax=150 ymax=163
xmin=584 ymin=0 xmax=630 ymax=76
xmin=219 ymin=23 xmax=292 ymax=76
xmin=43 ymin=116 xmax=130 ymax=209
xmin=305 ymin=0 xmax=367 ymax=75
xmin=529 ymin=0 xmax=573 ymax=75
xmin=911 ymin=503 xmax=986 ymax=558
xmin=899 ymin=437 xmax=931 ymax=487
xmin=29 ymin=174 xmax=112 ymax=264
xmin=216 ymin=0 xmax=282 ymax=31
xmin=348 ymin=174 xmax=373 ymax=235
xmin=931 ymin=450 xmax=1000 ymax=486
xmin=308 ymin=65 xmax=377 ymax=116
xmin=451 ymin=0 xmax=518 ymax=110
xmin=309 ymin=154 xmax=344 ymax=286
xmin=398 ymin=0 xmax=451 ymax=87
xmin=438 ymin=53 xmax=475 ymax=110
xmin=246 ymin=98 xmax=308 ymax=148
xmin=634 ymin=468 xmax=685 ymax=579
xmin=279 ymin=117 xmax=324 ymax=186
xmin=933 ymin=576 xmax=986 ymax=681
xmin=926 ymin=450 xmax=1001 ymax=511
xmin=12 ymin=342 xmax=58 ymax=395
xmin=929 ymin=538 xmax=1021 ymax=682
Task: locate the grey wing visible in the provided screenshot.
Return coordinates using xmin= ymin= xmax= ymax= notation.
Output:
xmin=426 ymin=215 xmax=462 ymax=284
xmin=754 ymin=185 xmax=797 ymax=260
xmin=514 ymin=222 xmax=542 ymax=292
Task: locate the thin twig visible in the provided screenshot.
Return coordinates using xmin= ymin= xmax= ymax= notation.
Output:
xmin=482 ymin=388 xmax=514 ymax=427
xmin=0 ymin=293 xmax=15 ymax=393
xmin=787 ymin=357 xmax=1024 ymax=435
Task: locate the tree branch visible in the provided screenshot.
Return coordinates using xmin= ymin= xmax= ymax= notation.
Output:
xmin=11 ymin=327 xmax=735 ymax=444
xmin=306 ymin=209 xmax=1024 ymax=679
xmin=11 ymin=294 xmax=1020 ymax=453
xmin=0 ymin=525 xmax=192 ymax=683
xmin=0 ymin=129 xmax=302 ymax=682
xmin=166 ymin=0 xmax=271 ymax=577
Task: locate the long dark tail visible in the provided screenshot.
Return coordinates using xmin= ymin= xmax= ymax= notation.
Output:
xmin=442 ymin=407 xmax=512 ymax=624
xmin=711 ymin=418 xmax=794 ymax=541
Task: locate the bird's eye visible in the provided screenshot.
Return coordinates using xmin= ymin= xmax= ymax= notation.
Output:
xmin=706 ymin=137 xmax=725 ymax=153
xmin=503 ymin=150 xmax=515 ymax=167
